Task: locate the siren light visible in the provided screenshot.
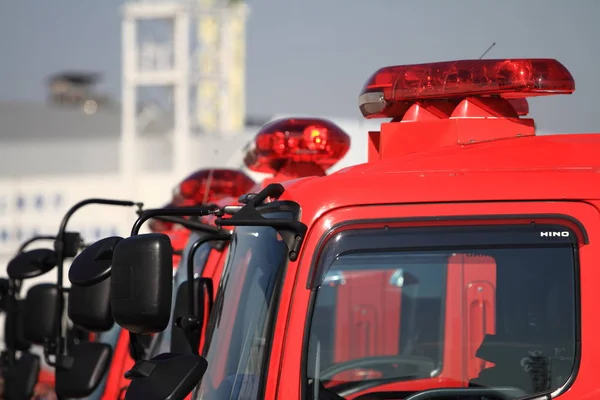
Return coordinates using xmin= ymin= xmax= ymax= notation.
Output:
xmin=148 ymin=169 xmax=255 ymax=233
xmin=172 ymin=168 xmax=256 ymax=205
xmin=359 ymin=58 xmax=575 ymax=118
xmin=244 ymin=118 xmax=351 ymax=174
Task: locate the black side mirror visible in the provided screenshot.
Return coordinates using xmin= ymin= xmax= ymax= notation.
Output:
xmin=3 ymin=352 xmax=40 ymax=400
xmin=171 ymin=278 xmax=214 ymax=354
xmin=68 ymin=278 xmax=113 ymax=332
xmin=124 ymin=353 xmax=208 ymax=400
xmin=55 ymin=342 xmax=112 ymax=398
xmin=4 ymin=299 xmax=31 ymax=352
xmin=22 ymin=284 xmax=58 ymax=344
xmin=111 ymin=233 xmax=173 ymax=334
xmin=7 ymin=249 xmax=57 ymax=280
xmin=56 ymin=231 xmax=83 ymax=258
xmin=69 ymin=237 xmax=123 ymax=287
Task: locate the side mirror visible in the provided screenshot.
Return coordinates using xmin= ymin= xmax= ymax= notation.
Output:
xmin=124 ymin=353 xmax=208 ymax=400
xmin=22 ymin=284 xmax=58 ymax=344
xmin=7 ymin=249 xmax=57 ymax=280
xmin=57 ymin=231 xmax=84 ymax=258
xmin=69 ymin=237 xmax=123 ymax=287
xmin=55 ymin=342 xmax=112 ymax=398
xmin=171 ymin=277 xmax=214 ymax=354
xmin=3 ymin=352 xmax=40 ymax=400
xmin=111 ymin=233 xmax=173 ymax=334
xmin=4 ymin=299 xmax=31 ymax=351
xmin=68 ymin=278 xmax=114 ymax=332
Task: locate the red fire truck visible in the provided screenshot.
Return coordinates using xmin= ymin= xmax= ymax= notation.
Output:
xmin=150 ymin=118 xmax=353 ymax=357
xmin=110 ymin=57 xmax=593 ymax=400
xmin=95 ymin=119 xmax=353 ymax=398
xmin=198 ymin=57 xmax=586 ymax=400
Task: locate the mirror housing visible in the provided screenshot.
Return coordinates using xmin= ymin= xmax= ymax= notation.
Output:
xmin=69 ymin=236 xmax=123 ymax=287
xmin=4 ymin=299 xmax=31 ymax=351
xmin=23 ymin=284 xmax=58 ymax=344
xmin=68 ymin=278 xmax=113 ymax=332
xmin=3 ymin=352 xmax=40 ymax=400
xmin=124 ymin=353 xmax=207 ymax=400
xmin=55 ymin=342 xmax=112 ymax=398
xmin=58 ymin=231 xmax=84 ymax=258
xmin=7 ymin=249 xmax=57 ymax=280
xmin=111 ymin=233 xmax=173 ymax=334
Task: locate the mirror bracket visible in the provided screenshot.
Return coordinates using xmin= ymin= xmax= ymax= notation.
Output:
xmin=124 ymin=360 xmax=156 ymax=379
xmin=216 ymin=183 xmax=307 ymax=261
xmin=43 ymin=338 xmax=57 ymax=367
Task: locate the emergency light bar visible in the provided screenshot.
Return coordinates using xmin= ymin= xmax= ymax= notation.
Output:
xmin=359 ymin=58 xmax=575 ymax=118
xmin=149 ymin=169 xmax=255 ymax=233
xmin=243 ymin=118 xmax=351 ymax=174
xmin=173 ymin=168 xmax=256 ymax=206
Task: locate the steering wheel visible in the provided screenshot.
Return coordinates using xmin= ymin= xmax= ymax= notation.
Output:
xmin=403 ymin=387 xmax=529 ymax=400
xmin=321 ymin=355 xmax=436 ymax=381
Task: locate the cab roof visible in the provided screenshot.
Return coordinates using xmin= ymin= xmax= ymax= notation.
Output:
xmin=281 ymin=133 xmax=600 ymax=225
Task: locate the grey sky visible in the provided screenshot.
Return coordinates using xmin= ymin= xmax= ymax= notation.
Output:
xmin=0 ymin=0 xmax=598 ymax=133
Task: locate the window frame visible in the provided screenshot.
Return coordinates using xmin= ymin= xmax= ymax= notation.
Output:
xmin=301 ymin=216 xmax=583 ymax=400
xmin=195 ymin=201 xmax=302 ymax=400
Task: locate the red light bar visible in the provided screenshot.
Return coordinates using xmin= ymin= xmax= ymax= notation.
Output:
xmin=359 ymin=59 xmax=575 ymax=118
xmin=244 ymin=118 xmax=351 ymax=174
xmin=173 ymin=168 xmax=256 ymax=205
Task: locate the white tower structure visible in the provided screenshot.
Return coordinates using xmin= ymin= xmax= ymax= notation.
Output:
xmin=120 ymin=0 xmax=248 ymax=193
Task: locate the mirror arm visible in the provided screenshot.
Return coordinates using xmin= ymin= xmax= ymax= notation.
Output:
xmin=17 ymin=235 xmax=56 ymax=254
xmin=145 ymin=214 xmax=221 ymax=234
xmin=175 ymin=235 xmax=229 ymax=355
xmin=54 ymin=198 xmax=143 ymax=364
xmin=131 ymin=207 xmax=217 ymax=236
xmin=186 ymin=233 xmax=230 ymax=314
xmin=216 ymin=184 xmax=307 ymax=261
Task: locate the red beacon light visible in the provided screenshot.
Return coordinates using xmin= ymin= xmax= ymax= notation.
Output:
xmin=172 ymin=168 xmax=256 ymax=206
xmin=148 ymin=169 xmax=255 ymax=233
xmin=244 ymin=118 xmax=351 ymax=176
xmin=358 ymin=58 xmax=575 ymax=119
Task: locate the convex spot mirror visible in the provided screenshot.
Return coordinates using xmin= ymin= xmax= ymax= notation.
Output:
xmin=69 ymin=278 xmax=114 ymax=332
xmin=3 ymin=352 xmax=40 ymax=400
xmin=124 ymin=353 xmax=208 ymax=400
xmin=55 ymin=342 xmax=112 ymax=398
xmin=7 ymin=249 xmax=57 ymax=280
xmin=111 ymin=233 xmax=173 ymax=334
xmin=69 ymin=236 xmax=123 ymax=287
xmin=23 ymin=284 xmax=58 ymax=344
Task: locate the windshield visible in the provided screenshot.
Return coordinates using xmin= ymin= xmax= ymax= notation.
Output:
xmin=193 ymin=212 xmax=290 ymax=400
xmin=152 ymin=232 xmax=212 ymax=356
xmin=307 ymin=224 xmax=577 ymax=399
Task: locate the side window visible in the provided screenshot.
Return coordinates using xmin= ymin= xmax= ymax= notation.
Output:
xmin=306 ymin=224 xmax=578 ymax=400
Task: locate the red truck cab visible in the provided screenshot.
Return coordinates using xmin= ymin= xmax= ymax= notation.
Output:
xmin=191 ymin=58 xmax=594 ymax=400
xmin=154 ymin=118 xmax=354 ymax=357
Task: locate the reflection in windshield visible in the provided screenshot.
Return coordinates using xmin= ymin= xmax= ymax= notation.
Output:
xmin=194 ymin=220 xmax=288 ymax=400
xmin=307 ymin=227 xmax=577 ymax=399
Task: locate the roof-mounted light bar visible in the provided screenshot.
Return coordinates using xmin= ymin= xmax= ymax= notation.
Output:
xmin=243 ymin=117 xmax=351 ymax=175
xmin=359 ymin=58 xmax=575 ymax=119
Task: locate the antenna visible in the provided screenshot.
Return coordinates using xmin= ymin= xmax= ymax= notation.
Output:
xmin=478 ymin=42 xmax=496 ymax=59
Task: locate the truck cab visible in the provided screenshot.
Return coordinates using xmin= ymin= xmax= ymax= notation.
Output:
xmin=189 ymin=58 xmax=591 ymax=400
